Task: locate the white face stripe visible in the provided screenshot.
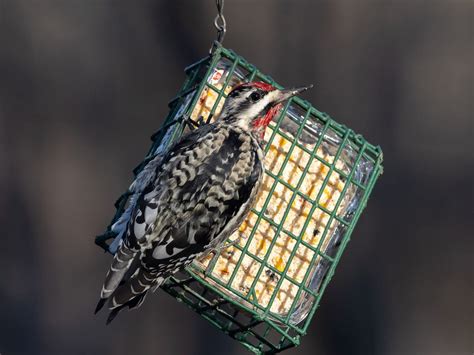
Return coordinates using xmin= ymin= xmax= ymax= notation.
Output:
xmin=239 ymin=89 xmax=279 ymax=121
xmin=220 ymin=88 xmax=252 ymax=118
xmin=232 ymin=91 xmax=251 ymax=109
xmin=220 ymin=87 xmax=280 ymax=130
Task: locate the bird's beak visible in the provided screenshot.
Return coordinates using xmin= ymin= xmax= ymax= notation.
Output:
xmin=274 ymin=84 xmax=313 ymax=104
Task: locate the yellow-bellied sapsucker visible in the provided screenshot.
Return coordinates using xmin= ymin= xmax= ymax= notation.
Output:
xmin=95 ymin=82 xmax=311 ymax=323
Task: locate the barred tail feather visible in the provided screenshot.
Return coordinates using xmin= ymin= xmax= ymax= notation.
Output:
xmin=110 ymin=269 xmax=159 ymax=309
xmin=96 ymin=244 xmax=137 ymax=314
xmin=106 ymin=292 xmax=147 ymax=325
xmin=104 ymin=270 xmax=165 ymax=324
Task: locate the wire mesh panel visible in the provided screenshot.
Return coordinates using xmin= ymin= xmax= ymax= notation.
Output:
xmin=96 ymin=44 xmax=383 ymax=354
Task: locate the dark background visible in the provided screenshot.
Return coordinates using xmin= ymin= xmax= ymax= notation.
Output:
xmin=0 ymin=1 xmax=472 ymax=354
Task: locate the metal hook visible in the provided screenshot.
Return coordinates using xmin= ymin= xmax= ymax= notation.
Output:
xmin=213 ymin=0 xmax=226 ymax=48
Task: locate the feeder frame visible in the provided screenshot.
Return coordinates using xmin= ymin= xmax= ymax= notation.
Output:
xmin=96 ymin=43 xmax=383 ymax=354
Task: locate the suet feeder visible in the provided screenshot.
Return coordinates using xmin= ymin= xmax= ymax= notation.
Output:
xmin=96 ymin=43 xmax=383 ymax=354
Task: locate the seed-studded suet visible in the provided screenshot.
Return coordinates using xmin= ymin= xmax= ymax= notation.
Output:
xmin=95 ymin=82 xmax=312 ymax=323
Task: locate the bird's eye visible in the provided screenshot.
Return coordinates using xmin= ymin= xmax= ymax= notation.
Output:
xmin=250 ymin=92 xmax=262 ymax=102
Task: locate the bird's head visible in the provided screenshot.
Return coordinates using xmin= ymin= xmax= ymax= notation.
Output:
xmin=220 ymin=81 xmax=313 ymax=138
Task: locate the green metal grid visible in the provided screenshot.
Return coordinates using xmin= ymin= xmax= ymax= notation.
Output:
xmin=95 ymin=43 xmax=383 ymax=354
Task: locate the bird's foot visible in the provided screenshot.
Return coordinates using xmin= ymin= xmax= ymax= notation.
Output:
xmin=196 ymin=115 xmax=206 ymax=126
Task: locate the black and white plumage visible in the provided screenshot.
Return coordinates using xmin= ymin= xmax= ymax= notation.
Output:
xmin=95 ymin=81 xmax=312 ymax=323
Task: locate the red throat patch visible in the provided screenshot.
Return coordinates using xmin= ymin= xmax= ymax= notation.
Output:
xmin=252 ymin=103 xmax=283 ymax=139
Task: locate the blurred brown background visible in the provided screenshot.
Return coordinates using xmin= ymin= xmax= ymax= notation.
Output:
xmin=0 ymin=0 xmax=472 ymax=354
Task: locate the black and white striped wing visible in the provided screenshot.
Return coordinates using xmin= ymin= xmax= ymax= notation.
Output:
xmin=138 ymin=127 xmax=262 ymax=270
xmin=108 ymin=152 xmax=164 ymax=253
xmin=105 ymin=125 xmax=263 ymax=316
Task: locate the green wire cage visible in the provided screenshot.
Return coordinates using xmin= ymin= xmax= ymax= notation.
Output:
xmin=96 ymin=43 xmax=383 ymax=354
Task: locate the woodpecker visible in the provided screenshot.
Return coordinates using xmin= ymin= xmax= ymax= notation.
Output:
xmin=95 ymin=81 xmax=312 ymax=323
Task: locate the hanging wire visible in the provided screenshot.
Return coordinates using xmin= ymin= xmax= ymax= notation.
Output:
xmin=211 ymin=0 xmax=226 ymax=51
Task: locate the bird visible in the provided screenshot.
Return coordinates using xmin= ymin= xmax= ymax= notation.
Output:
xmin=95 ymin=81 xmax=312 ymax=324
